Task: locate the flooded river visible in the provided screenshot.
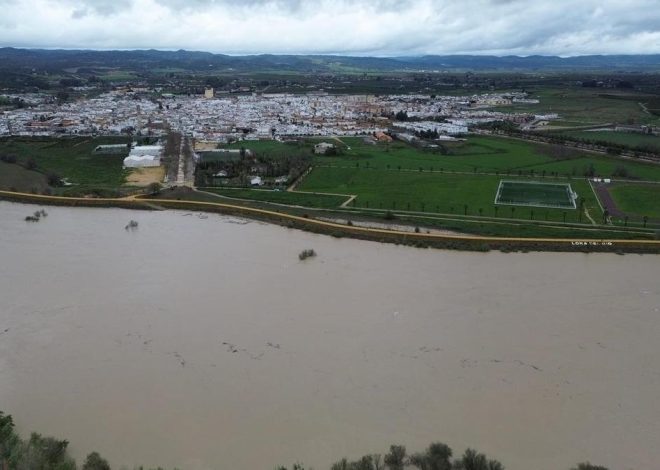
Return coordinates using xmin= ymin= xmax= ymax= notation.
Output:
xmin=1 ymin=201 xmax=659 ymax=470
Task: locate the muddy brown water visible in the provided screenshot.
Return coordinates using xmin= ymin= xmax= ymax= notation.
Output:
xmin=1 ymin=201 xmax=659 ymax=470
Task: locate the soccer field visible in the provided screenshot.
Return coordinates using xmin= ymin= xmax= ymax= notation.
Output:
xmin=495 ymin=180 xmax=577 ymax=209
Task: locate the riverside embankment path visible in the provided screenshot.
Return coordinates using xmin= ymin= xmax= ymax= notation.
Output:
xmin=1 ymin=190 xmax=659 ymax=252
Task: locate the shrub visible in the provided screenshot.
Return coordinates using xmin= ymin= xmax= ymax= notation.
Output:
xmin=298 ymin=249 xmax=316 ymax=260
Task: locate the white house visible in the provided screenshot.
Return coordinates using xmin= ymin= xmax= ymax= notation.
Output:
xmin=250 ymin=176 xmax=263 ymax=186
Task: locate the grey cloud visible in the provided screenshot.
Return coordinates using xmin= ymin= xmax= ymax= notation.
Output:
xmin=67 ymin=0 xmax=133 ymax=17
xmin=154 ymin=0 xmax=303 ymax=11
xmin=1 ymin=0 xmax=659 ymax=55
xmin=154 ymin=0 xmax=413 ymax=13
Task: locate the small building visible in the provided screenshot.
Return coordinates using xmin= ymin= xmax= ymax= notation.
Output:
xmin=250 ymin=176 xmax=263 ymax=186
xmin=204 ymin=87 xmax=214 ymax=99
xmin=129 ymin=144 xmax=162 ymax=157
xmin=314 ymin=142 xmax=335 ymax=154
xmin=93 ymin=144 xmax=128 ymax=155
xmin=123 ymin=143 xmax=162 ymax=168
xmin=123 ymin=154 xmax=160 ymax=168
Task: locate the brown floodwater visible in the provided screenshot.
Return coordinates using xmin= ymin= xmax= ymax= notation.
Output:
xmin=1 ymin=201 xmax=659 ymax=470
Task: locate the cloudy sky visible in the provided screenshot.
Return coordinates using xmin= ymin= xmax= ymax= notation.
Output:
xmin=0 ymin=0 xmax=659 ymax=56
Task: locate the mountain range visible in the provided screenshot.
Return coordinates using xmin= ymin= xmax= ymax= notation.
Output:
xmin=2 ymin=47 xmax=660 ymax=73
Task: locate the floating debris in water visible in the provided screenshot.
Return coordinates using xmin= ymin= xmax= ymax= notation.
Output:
xmin=125 ymin=220 xmax=139 ymax=230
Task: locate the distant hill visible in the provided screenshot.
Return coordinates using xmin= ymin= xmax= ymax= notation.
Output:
xmin=2 ymin=47 xmax=660 ymax=74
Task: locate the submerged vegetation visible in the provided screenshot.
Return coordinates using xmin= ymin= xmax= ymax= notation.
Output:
xmin=24 ymin=208 xmax=47 ymax=222
xmin=298 ymin=248 xmax=317 ymax=260
xmin=125 ymin=220 xmax=139 ymax=230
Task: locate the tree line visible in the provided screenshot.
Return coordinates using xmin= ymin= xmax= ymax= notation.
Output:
xmin=1 ymin=412 xmax=610 ymax=470
xmin=277 ymin=441 xmax=609 ymax=470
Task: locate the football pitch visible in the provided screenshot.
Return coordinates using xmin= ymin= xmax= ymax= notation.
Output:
xmin=495 ymin=180 xmax=577 ymax=209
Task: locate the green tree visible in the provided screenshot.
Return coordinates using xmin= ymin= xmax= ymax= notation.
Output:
xmin=26 ymin=158 xmax=38 ymax=171
xmin=410 ymin=442 xmax=452 ymax=470
xmin=454 ymin=448 xmax=503 ymax=470
xmin=571 ymin=463 xmax=609 ymax=470
xmin=147 ymin=182 xmax=162 ymax=195
xmin=47 ymin=172 xmax=62 ymax=187
xmin=384 ymin=445 xmax=406 ymax=470
xmin=82 ymin=451 xmax=110 ymax=470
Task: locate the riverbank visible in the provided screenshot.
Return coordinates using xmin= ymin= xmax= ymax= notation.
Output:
xmin=1 ymin=189 xmax=658 ymax=253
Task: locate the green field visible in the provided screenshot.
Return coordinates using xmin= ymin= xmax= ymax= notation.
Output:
xmin=221 ymin=139 xmax=315 ymax=157
xmin=213 ymin=136 xmax=660 ymax=181
xmin=198 ymin=151 xmax=242 ymax=163
xmin=609 ymin=184 xmax=660 ymax=219
xmin=2 ymin=134 xmax=656 ymax=237
xmin=495 ymin=181 xmax=576 ymax=208
xmin=198 ymin=187 xmax=348 ymax=208
xmin=509 ymin=88 xmax=660 ymax=126
xmin=0 ymin=161 xmax=49 ymax=192
xmin=206 ymin=135 xmax=660 ymax=224
xmin=0 ymin=137 xmax=130 ymax=190
xmin=297 ymin=168 xmax=600 ymax=223
xmin=314 ymin=136 xmax=556 ymax=172
xmin=554 ymin=130 xmax=660 ymax=152
xmin=314 ymin=136 xmax=660 ymax=180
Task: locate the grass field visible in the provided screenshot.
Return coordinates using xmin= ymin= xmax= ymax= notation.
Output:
xmin=198 ymin=151 xmax=242 ymax=163
xmin=495 ymin=181 xmax=576 ymax=208
xmin=0 ymin=137 xmax=130 ymax=190
xmin=608 ymin=183 xmax=660 ymax=219
xmin=2 ymin=134 xmax=656 ymax=238
xmin=0 ymin=161 xmax=49 ymax=192
xmin=154 ymin=187 xmax=653 ymax=241
xmin=553 ymin=130 xmax=660 ymax=152
xmin=314 ymin=136 xmax=558 ymax=172
xmin=221 ymin=139 xmax=315 ymax=157
xmin=510 ymin=87 xmax=660 ymax=126
xmin=198 ymin=187 xmax=349 ymax=208
xmin=315 ymin=136 xmax=660 ymax=180
xmin=297 ymin=168 xmax=600 ymax=223
xmin=204 ymin=135 xmax=660 ymax=224
xmin=214 ymin=135 xmax=660 ymax=181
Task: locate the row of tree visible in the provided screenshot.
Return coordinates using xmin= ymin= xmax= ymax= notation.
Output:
xmin=0 ymin=412 xmax=611 ymax=470
xmin=278 ymin=442 xmax=609 ymax=470
xmin=481 ymin=121 xmax=660 ymax=162
xmin=195 ymin=150 xmax=311 ymax=187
